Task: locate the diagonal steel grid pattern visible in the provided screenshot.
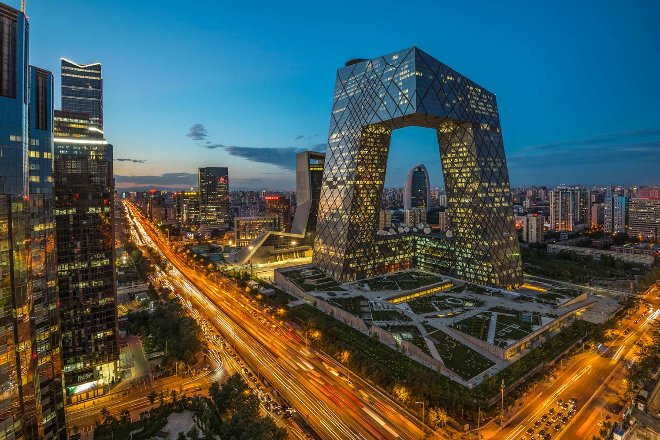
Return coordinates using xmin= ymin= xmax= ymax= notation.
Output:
xmin=313 ymin=47 xmax=523 ymax=288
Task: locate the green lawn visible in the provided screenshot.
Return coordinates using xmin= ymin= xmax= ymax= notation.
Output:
xmin=452 ymin=313 xmax=491 ymax=341
xmin=329 ymin=296 xmax=369 ymax=316
xmin=371 ymin=310 xmax=411 ymax=321
xmin=429 ymin=330 xmax=496 ymax=379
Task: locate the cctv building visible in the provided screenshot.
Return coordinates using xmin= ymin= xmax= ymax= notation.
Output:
xmin=313 ymin=47 xmax=523 ymax=288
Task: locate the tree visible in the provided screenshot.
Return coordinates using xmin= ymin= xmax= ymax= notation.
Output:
xmin=148 ymin=390 xmax=157 ymax=405
xmin=428 ymin=407 xmax=449 ymax=429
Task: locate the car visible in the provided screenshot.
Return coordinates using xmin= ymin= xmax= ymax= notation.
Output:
xmin=557 ymin=399 xmax=564 ymax=405
xmin=598 ymin=421 xmax=603 ymax=427
xmin=561 ymin=417 xmax=568 ymax=424
xmin=554 ymin=424 xmax=561 ymax=431
xmin=549 ymin=408 xmax=555 ymax=414
xmin=544 ymin=434 xmax=552 ymax=440
xmin=538 ymin=429 xmax=545 ymax=436
xmin=535 ymin=421 xmax=542 ymax=428
xmin=527 ymin=428 xmax=535 ymax=435
xmin=569 ymin=397 xmax=577 ymax=404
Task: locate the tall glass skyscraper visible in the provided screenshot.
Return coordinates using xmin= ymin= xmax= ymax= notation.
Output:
xmin=0 ymin=3 xmax=66 ymax=438
xmin=403 ymin=164 xmax=430 ymax=210
xmin=61 ymin=58 xmax=103 ymax=130
xmin=54 ymin=110 xmax=118 ymax=403
xmin=198 ymin=167 xmax=229 ymax=230
xmin=313 ymin=47 xmax=522 ymax=288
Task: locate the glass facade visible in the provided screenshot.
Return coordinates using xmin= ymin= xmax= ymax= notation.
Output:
xmin=403 ymin=164 xmax=430 ymax=210
xmin=313 ymin=47 xmax=523 ymax=288
xmin=53 ymin=111 xmax=118 ymax=403
xmin=28 ymin=66 xmax=67 ymax=439
xmin=198 ymin=167 xmax=229 ymax=229
xmin=61 ymin=58 xmax=103 ymax=130
xmin=0 ymin=5 xmax=66 ymax=439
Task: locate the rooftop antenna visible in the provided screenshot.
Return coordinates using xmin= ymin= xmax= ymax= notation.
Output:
xmin=21 ymin=0 xmax=26 ymax=13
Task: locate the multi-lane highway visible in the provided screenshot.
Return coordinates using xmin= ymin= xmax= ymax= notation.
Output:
xmin=125 ymin=200 xmax=429 ymax=440
xmin=489 ymin=282 xmax=659 ymax=440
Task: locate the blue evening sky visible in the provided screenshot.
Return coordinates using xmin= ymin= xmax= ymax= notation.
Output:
xmin=17 ymin=0 xmax=660 ymax=190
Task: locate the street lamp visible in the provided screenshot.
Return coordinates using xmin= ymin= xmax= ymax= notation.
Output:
xmin=415 ymin=401 xmax=425 ymax=439
xmin=291 ymin=240 xmax=297 ymax=259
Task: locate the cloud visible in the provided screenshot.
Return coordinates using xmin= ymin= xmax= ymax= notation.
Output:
xmin=187 ymin=123 xmax=208 ymax=141
xmin=186 ymin=123 xmax=326 ymax=170
xmin=508 ymin=128 xmax=660 ymax=185
xmin=115 ymin=172 xmax=197 ymax=187
xmin=115 ymin=158 xmax=146 ymax=163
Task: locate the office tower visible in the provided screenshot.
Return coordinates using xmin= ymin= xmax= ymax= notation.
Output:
xmin=522 ymin=213 xmax=544 ymax=244
xmin=291 ymin=151 xmax=325 ymax=235
xmin=313 ymin=47 xmax=522 ymax=288
xmin=0 ymin=4 xmax=67 ymax=438
xmin=54 ymin=110 xmax=118 ymax=403
xmin=549 ymin=186 xmax=590 ymax=231
xmin=28 ymin=66 xmax=68 ymax=439
xmin=591 ymin=203 xmax=604 ymax=229
xmin=265 ymin=194 xmax=292 ymax=232
xmin=604 ymin=189 xmax=628 ymax=234
xmin=628 ymin=198 xmax=660 ymax=242
xmin=198 ymin=167 xmax=229 ymax=231
xmin=61 ymin=58 xmax=103 ymax=130
xmin=175 ymin=190 xmax=200 ymax=226
xmin=403 ymin=164 xmax=430 ymax=210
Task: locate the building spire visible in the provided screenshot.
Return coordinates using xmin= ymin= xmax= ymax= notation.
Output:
xmin=21 ymin=0 xmax=26 ymax=13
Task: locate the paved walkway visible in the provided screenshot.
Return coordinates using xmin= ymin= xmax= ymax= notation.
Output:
xmin=486 ymin=312 xmax=498 ymax=345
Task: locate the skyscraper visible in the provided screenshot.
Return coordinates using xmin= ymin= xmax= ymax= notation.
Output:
xmin=0 ymin=3 xmax=66 ymax=438
xmin=313 ymin=47 xmax=522 ymax=288
xmin=54 ymin=110 xmax=119 ymax=403
xmin=198 ymin=167 xmax=229 ymax=231
xmin=61 ymin=58 xmax=103 ymax=129
xmin=403 ymin=164 xmax=430 ymax=211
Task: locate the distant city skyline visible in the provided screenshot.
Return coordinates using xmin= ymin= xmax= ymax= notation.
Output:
xmin=15 ymin=0 xmax=660 ymax=190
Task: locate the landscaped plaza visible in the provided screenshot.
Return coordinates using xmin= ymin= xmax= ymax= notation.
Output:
xmin=276 ymin=266 xmax=620 ymax=384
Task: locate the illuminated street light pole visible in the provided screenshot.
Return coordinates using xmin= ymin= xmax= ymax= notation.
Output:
xmin=415 ymin=401 xmax=425 ymax=439
xmin=248 ymin=245 xmax=254 ymax=275
xmin=291 ymin=240 xmax=297 ymax=259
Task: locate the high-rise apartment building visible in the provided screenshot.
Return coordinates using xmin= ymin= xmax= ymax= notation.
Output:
xmin=549 ymin=186 xmax=590 ymax=231
xmin=61 ymin=58 xmax=103 ymax=129
xmin=403 ymin=164 xmax=430 ymax=210
xmin=54 ymin=110 xmax=118 ymax=403
xmin=604 ymin=190 xmax=628 ymax=234
xmin=313 ymin=47 xmax=522 ymax=288
xmin=198 ymin=167 xmax=229 ymax=230
xmin=522 ymin=213 xmax=544 ymax=244
xmin=628 ymin=198 xmax=660 ymax=242
xmin=0 ymin=4 xmax=67 ymax=438
xmin=591 ymin=203 xmax=605 ymax=229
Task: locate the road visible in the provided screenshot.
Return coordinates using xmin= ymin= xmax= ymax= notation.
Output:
xmin=125 ymin=200 xmax=430 ymax=440
xmin=485 ymin=282 xmax=659 ymax=440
